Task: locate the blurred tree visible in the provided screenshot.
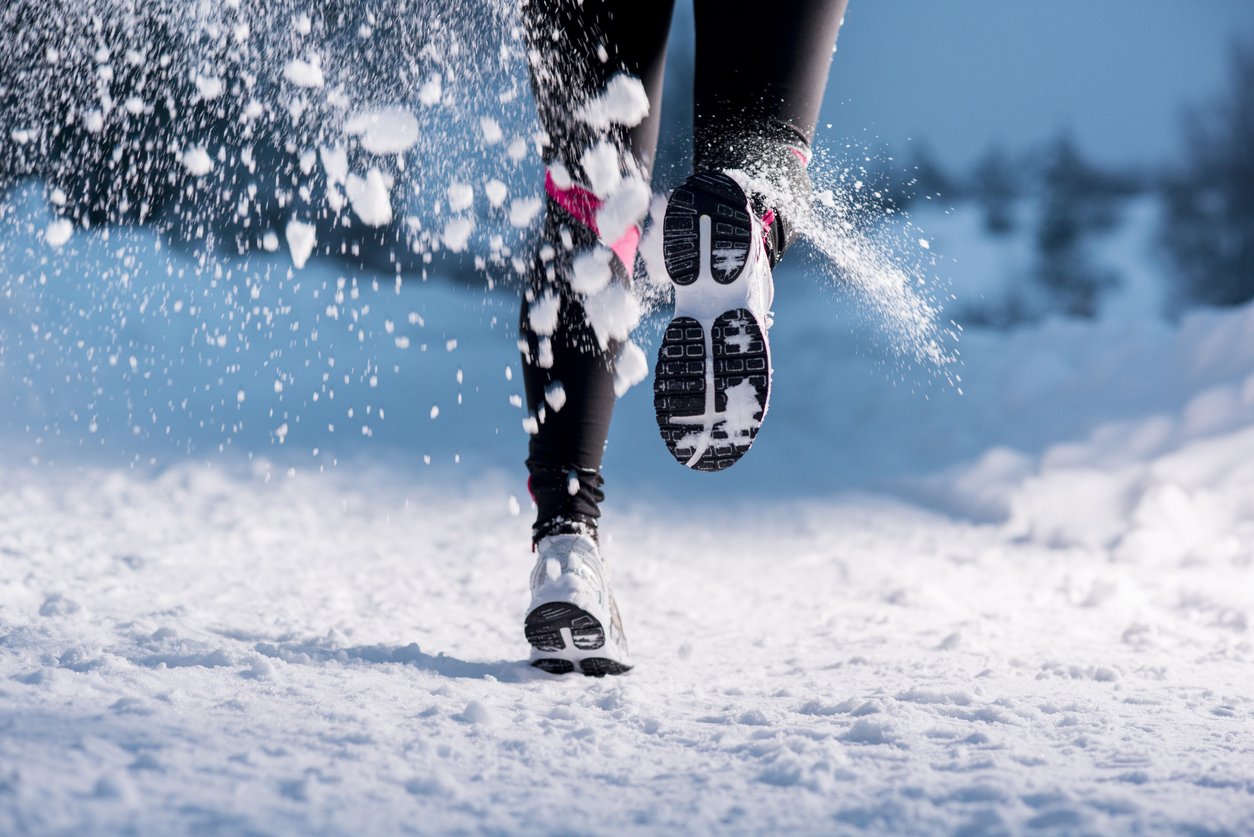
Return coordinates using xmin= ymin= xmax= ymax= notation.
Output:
xmin=1161 ymin=42 xmax=1254 ymax=309
xmin=905 ymin=142 xmax=958 ymax=202
xmin=1033 ymin=133 xmax=1120 ymax=317
xmin=971 ymin=144 xmax=1019 ymax=235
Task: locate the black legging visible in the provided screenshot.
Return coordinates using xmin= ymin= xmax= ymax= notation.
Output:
xmin=520 ymin=0 xmax=848 ymax=539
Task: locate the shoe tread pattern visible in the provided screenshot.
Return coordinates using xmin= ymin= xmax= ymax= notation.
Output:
xmin=653 ymin=316 xmax=707 ymax=466
xmin=653 ymin=308 xmax=769 ymax=472
xmin=525 ymin=602 xmax=632 ymax=677
xmin=663 ymin=171 xmax=752 ymax=286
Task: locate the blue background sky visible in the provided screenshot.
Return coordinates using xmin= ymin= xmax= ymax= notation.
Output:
xmin=817 ymin=1 xmax=1254 ymax=171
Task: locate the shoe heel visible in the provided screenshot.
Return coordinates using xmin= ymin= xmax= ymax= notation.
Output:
xmin=655 ymin=173 xmax=771 ymax=472
xmin=663 ymin=171 xmax=753 ymax=287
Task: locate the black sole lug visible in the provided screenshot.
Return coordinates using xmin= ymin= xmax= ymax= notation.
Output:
xmin=663 ymin=171 xmax=753 ymax=286
xmin=532 ymin=658 xmax=575 ymax=675
xmin=525 ymin=602 xmax=632 ymax=677
xmin=653 ymin=307 xmax=769 ymax=472
xmin=525 ymin=602 xmax=605 ymax=651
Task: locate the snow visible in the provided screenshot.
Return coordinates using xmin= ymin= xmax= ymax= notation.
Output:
xmin=0 ymin=461 xmax=1249 ymax=833
xmin=569 ymin=246 xmax=613 ymax=295
xmin=441 ymin=216 xmax=475 ymax=253
xmin=595 ymin=175 xmax=650 ymax=244
xmin=1 ymin=173 xmax=1253 ymax=833
xmin=544 ymin=381 xmax=567 ymax=412
xmin=583 ymin=282 xmax=641 ymax=349
xmin=507 ymin=196 xmax=542 ymax=229
xmin=446 ymin=182 xmax=474 ymax=213
xmin=484 ymin=179 xmax=508 ymax=208
xmin=44 ymin=218 xmax=73 ymax=247
xmin=479 ymin=116 xmax=503 ymax=145
xmin=416 ymin=75 xmax=442 ymax=106
xmin=320 ymin=145 xmax=348 ymax=186
xmin=343 ymin=107 xmax=420 ymax=155
xmin=194 ymin=75 xmax=224 ymax=100
xmin=344 ymin=168 xmax=393 ymax=227
xmin=580 ymin=140 xmax=623 ymax=197
xmin=612 ymin=339 xmax=649 ymax=397
xmin=527 ymin=291 xmax=560 ymax=336
xmin=284 ymin=219 xmax=317 ymax=269
xmin=577 ymin=73 xmax=650 ymax=130
xmin=180 ymin=147 xmax=214 ymax=177
xmin=283 ymin=58 xmax=325 ymax=88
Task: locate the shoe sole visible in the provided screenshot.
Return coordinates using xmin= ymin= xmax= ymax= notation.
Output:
xmin=655 ymin=172 xmax=771 ymax=472
xmin=525 ymin=601 xmax=632 ymax=677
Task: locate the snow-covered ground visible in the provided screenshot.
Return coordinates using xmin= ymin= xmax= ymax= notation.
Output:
xmin=2 ymin=190 xmax=1253 ymax=833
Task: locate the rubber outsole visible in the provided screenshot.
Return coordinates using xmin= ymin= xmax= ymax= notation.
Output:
xmin=655 ymin=172 xmax=771 ymax=472
xmin=525 ymin=601 xmax=631 ymax=677
xmin=663 ymin=171 xmax=753 ymax=286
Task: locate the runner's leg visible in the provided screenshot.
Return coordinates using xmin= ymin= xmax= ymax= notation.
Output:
xmin=692 ymin=0 xmax=847 ymax=257
xmin=520 ymin=0 xmax=676 ymax=540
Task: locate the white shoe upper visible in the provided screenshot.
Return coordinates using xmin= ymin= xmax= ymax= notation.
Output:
xmin=743 ymin=207 xmax=776 ymax=329
xmin=529 ymin=533 xmax=610 ymax=611
xmin=528 ymin=533 xmax=630 ymax=660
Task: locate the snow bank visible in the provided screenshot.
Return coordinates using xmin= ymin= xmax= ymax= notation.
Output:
xmin=906 ymin=296 xmax=1254 ymax=567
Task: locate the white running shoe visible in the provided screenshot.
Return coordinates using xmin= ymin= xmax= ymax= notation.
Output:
xmin=654 ymin=171 xmax=775 ymax=471
xmin=524 ymin=533 xmax=632 ymax=676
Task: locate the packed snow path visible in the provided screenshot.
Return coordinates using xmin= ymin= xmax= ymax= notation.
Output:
xmin=1 ymin=462 xmax=1250 ymax=834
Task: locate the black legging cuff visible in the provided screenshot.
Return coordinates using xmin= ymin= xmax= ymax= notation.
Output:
xmin=528 ymin=462 xmax=606 ymax=542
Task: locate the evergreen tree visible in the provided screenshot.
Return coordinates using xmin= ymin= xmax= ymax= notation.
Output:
xmin=1161 ymin=43 xmax=1254 ymax=309
xmin=971 ymin=145 xmax=1019 ymax=235
xmin=1033 ymin=133 xmax=1120 ymax=317
xmin=905 ymin=142 xmax=957 ymax=201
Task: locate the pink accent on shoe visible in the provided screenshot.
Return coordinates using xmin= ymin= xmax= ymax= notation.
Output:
xmin=760 ymin=208 xmax=776 ymax=248
xmin=545 ymin=171 xmax=601 ymax=232
xmin=544 ymin=169 xmax=640 ymax=279
xmin=610 ymin=226 xmax=641 ymax=277
xmin=787 ymin=145 xmax=810 ymax=166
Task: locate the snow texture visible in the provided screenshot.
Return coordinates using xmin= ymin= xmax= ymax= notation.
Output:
xmin=583 ymin=282 xmax=641 ymax=350
xmin=577 ymin=73 xmax=650 ymax=130
xmin=579 ymin=140 xmax=623 ymax=198
xmin=343 ymin=107 xmax=420 ymax=155
xmin=569 ymin=246 xmax=613 ymax=295
xmin=441 ymin=216 xmax=475 ymax=253
xmin=612 ymin=339 xmax=649 ymax=397
xmin=180 ymin=147 xmax=214 ymax=177
xmin=44 ymin=218 xmax=73 ymax=247
xmin=283 ymin=57 xmax=325 ymax=88
xmin=344 ymin=168 xmax=393 ymax=227
xmin=527 ymin=291 xmax=560 ymax=337
xmin=0 ymin=461 xmax=1249 ymax=835
xmin=508 ymin=197 xmax=542 ymax=229
xmin=446 ymin=182 xmax=474 ymax=213
xmin=284 ymin=219 xmax=317 ymax=269
xmin=595 ymin=175 xmax=650 ymax=244
xmin=484 ymin=179 xmax=508 ymax=208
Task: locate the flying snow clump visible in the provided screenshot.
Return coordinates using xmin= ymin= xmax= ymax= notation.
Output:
xmin=578 ymin=73 xmax=650 ymax=130
xmin=344 ymin=168 xmax=393 ymax=227
xmin=181 ymin=147 xmax=214 ymax=176
xmin=285 ymin=220 xmax=317 ymax=269
xmin=284 ymin=58 xmax=325 ymax=88
xmin=343 ymin=107 xmax=420 ymax=155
